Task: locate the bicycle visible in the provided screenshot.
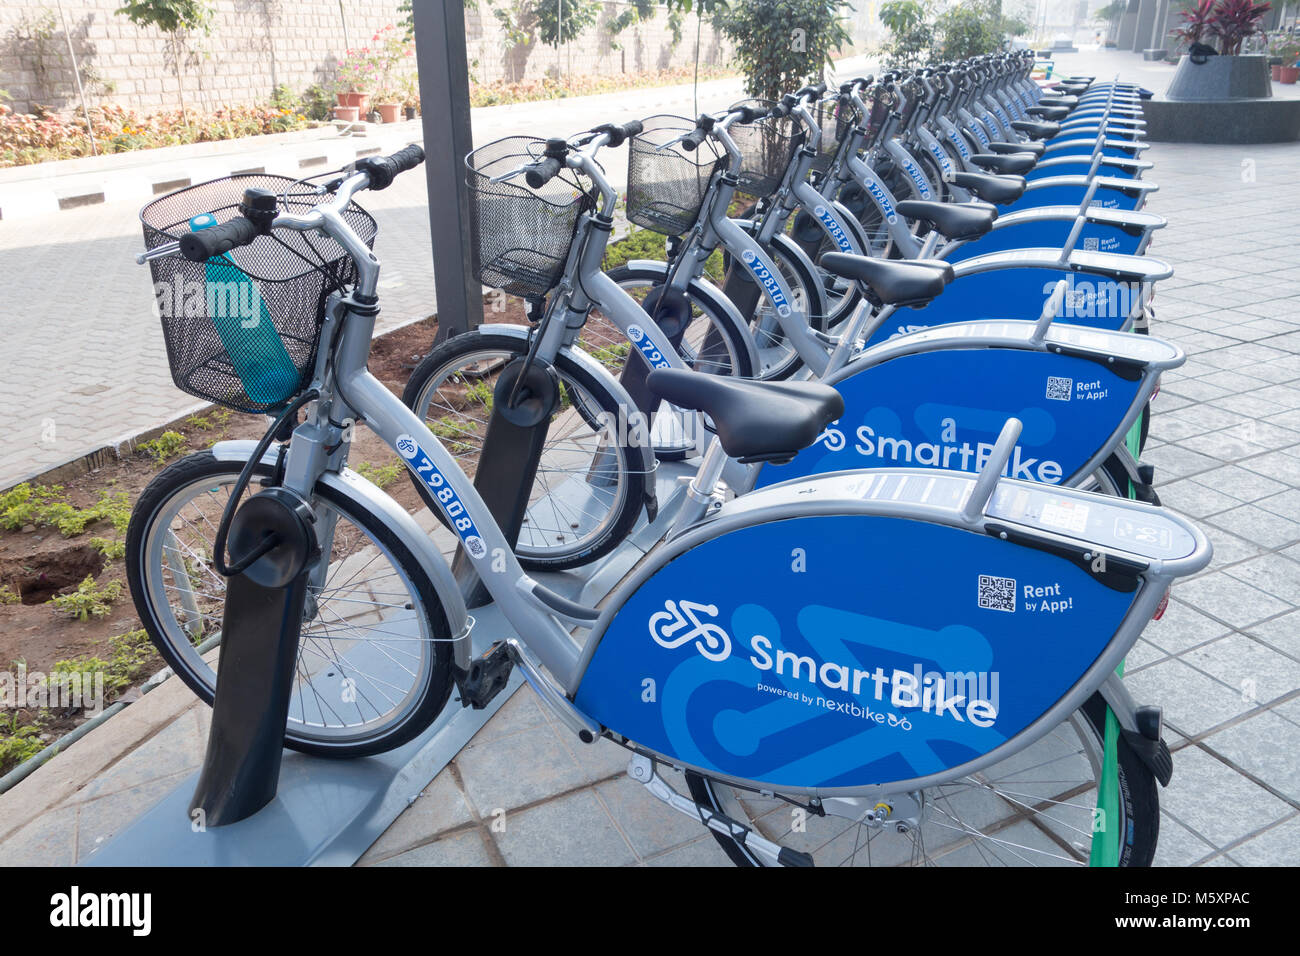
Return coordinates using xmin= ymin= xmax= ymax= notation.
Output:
xmin=127 ymin=141 xmax=1212 ymax=866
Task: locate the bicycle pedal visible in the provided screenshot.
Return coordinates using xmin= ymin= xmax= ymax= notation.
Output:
xmin=456 ymin=641 xmax=514 ymax=710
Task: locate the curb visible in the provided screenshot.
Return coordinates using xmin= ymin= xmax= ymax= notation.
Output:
xmin=0 ymin=120 xmax=424 ymax=222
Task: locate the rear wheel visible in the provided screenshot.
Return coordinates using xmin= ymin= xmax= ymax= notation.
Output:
xmin=685 ymin=691 xmax=1159 ymax=866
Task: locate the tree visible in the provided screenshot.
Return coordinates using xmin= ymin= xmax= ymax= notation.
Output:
xmin=934 ymin=0 xmax=1025 ymax=60
xmin=534 ymin=0 xmax=602 ymax=46
xmin=116 ymin=0 xmax=212 ymax=123
xmin=878 ymin=0 xmax=935 ymax=69
xmin=715 ymin=0 xmax=852 ymax=103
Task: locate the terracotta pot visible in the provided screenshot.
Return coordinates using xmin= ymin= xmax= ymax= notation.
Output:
xmin=1273 ymin=64 xmax=1284 ymax=80
xmin=1281 ymin=66 xmax=1300 ymax=84
xmin=342 ymin=91 xmax=370 ymax=111
xmin=336 ymin=91 xmax=349 ymax=106
xmin=332 ymin=105 xmax=359 ymax=122
xmin=375 ymin=102 xmax=401 ymax=124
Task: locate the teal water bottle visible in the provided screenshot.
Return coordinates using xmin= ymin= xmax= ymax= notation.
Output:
xmin=191 ymin=212 xmax=300 ymax=405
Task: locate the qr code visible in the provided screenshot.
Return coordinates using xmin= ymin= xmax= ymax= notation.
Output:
xmin=978 ymin=575 xmax=1016 ymax=613
xmin=1083 ymin=236 xmax=1099 ymax=251
xmin=1046 ymin=376 xmax=1073 ymax=402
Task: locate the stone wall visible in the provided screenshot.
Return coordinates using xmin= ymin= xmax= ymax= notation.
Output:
xmin=0 ymin=1 xmax=742 ymax=116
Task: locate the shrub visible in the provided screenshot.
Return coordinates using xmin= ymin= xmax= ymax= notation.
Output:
xmin=49 ymin=575 xmax=124 ymax=622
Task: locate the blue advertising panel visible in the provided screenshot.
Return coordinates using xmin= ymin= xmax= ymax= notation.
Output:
xmin=944 ymin=220 xmax=1145 ymax=261
xmin=1005 ymin=182 xmax=1143 ymax=213
xmin=574 ymin=515 xmax=1136 ymax=790
xmin=754 ymin=348 xmax=1141 ymax=488
xmin=1027 ymin=162 xmax=1140 ymax=182
xmin=863 ymin=269 xmax=1138 ymax=346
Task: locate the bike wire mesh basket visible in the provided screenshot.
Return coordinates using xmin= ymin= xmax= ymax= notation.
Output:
xmin=139 ymin=173 xmax=378 ymax=415
xmin=466 ymin=135 xmax=595 ymax=298
xmin=727 ymin=100 xmax=799 ymax=198
xmin=626 ymin=114 xmax=725 ymax=237
xmin=810 ymin=95 xmax=853 ymax=174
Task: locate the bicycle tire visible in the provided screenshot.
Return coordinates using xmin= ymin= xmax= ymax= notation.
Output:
xmin=685 ymin=690 xmax=1160 ymax=867
xmin=402 ymin=328 xmax=647 ymax=572
xmin=125 ymin=450 xmax=456 ymax=758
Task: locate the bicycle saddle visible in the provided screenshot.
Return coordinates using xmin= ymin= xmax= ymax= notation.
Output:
xmin=970 ymin=152 xmax=1037 ymax=175
xmin=949 ymin=171 xmax=1027 ymax=205
xmin=989 ymin=140 xmax=1045 ymax=157
xmin=1011 ymin=119 xmax=1060 ymax=139
xmin=1037 ymin=95 xmax=1079 ymax=108
xmin=819 ymin=253 xmax=953 ymax=306
xmin=645 ymin=369 xmax=844 ymax=464
xmin=1027 ymin=105 xmax=1071 ymax=121
xmin=895 ymin=200 xmax=995 ymax=242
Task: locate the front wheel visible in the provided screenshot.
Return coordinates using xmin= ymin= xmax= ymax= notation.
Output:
xmin=402 ymin=328 xmax=647 ymax=572
xmin=685 ymin=692 xmax=1159 ymax=866
xmin=125 ymin=451 xmax=456 ymax=758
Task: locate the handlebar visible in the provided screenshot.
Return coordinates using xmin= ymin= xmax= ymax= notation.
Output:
xmin=168 ymin=143 xmax=426 ymax=264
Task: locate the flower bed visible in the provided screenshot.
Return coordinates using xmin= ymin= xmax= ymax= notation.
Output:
xmin=0 ymin=101 xmax=314 ymax=169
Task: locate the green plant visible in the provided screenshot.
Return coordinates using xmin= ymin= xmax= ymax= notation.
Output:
xmin=716 ymin=0 xmax=852 ymax=103
xmin=535 ymin=0 xmax=603 ymax=46
xmin=49 ymin=574 xmax=123 ymax=622
xmin=0 ymin=484 xmax=129 ymax=537
xmin=52 ymin=628 xmax=155 ymax=697
xmin=0 ymin=584 xmax=19 ymax=605
xmin=138 ymin=430 xmax=187 ymax=465
xmin=879 ymin=0 xmax=935 ymax=68
xmin=0 ymin=714 xmax=45 ymax=774
xmin=353 ymin=460 xmax=404 ymax=488
xmin=430 ymin=418 xmax=477 ymax=454
xmin=935 ymin=0 xmax=1025 ymax=60
xmin=89 ymin=536 xmax=126 ymax=560
xmin=115 ymin=0 xmax=213 ymax=120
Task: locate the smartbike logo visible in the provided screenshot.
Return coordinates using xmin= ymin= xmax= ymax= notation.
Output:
xmin=813 ymin=205 xmax=854 ymax=253
xmin=816 ymin=421 xmax=1066 ymax=483
xmin=739 ymin=249 xmax=793 ymax=317
xmin=647 ymin=599 xmax=1000 ymax=727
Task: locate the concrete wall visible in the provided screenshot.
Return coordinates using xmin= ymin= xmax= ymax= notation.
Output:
xmin=0 ymin=1 xmax=739 ymax=117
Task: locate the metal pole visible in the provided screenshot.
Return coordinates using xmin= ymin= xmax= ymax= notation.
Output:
xmin=55 ymin=0 xmax=97 ymax=157
xmin=414 ymin=0 xmax=483 ymax=340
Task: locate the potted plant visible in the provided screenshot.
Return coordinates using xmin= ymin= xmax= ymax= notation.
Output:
xmin=402 ymin=75 xmax=420 ymax=120
xmin=336 ymin=47 xmax=376 ymax=112
xmin=374 ymin=88 xmax=401 ymax=124
xmin=1166 ymin=0 xmax=1274 ymax=100
xmin=1267 ymin=33 xmax=1300 ymax=80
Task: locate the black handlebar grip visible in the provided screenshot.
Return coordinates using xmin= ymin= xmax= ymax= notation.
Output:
xmin=735 ymin=105 xmax=769 ymax=123
xmin=179 ymin=216 xmax=260 ymax=262
xmin=680 ymin=126 xmax=709 ymax=152
xmin=770 ymin=101 xmax=792 ymax=119
xmin=355 ymin=143 xmax=426 ymax=190
xmin=525 ymin=155 xmax=564 ymax=188
xmin=596 ymin=119 xmax=645 ymax=148
xmin=794 ymin=84 xmax=819 ymax=98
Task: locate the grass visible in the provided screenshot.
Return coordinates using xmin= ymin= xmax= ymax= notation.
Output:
xmin=353 ymin=460 xmax=404 ymax=489
xmin=0 ymin=714 xmax=46 ymax=775
xmin=48 ymin=574 xmax=123 ymax=622
xmin=51 ymin=628 xmax=155 ymax=698
xmin=138 ymin=430 xmax=188 ymax=466
xmin=0 ymin=484 xmax=130 ymax=537
xmin=430 ymin=416 xmax=478 ymax=455
xmin=0 ymin=584 xmax=19 ymax=605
